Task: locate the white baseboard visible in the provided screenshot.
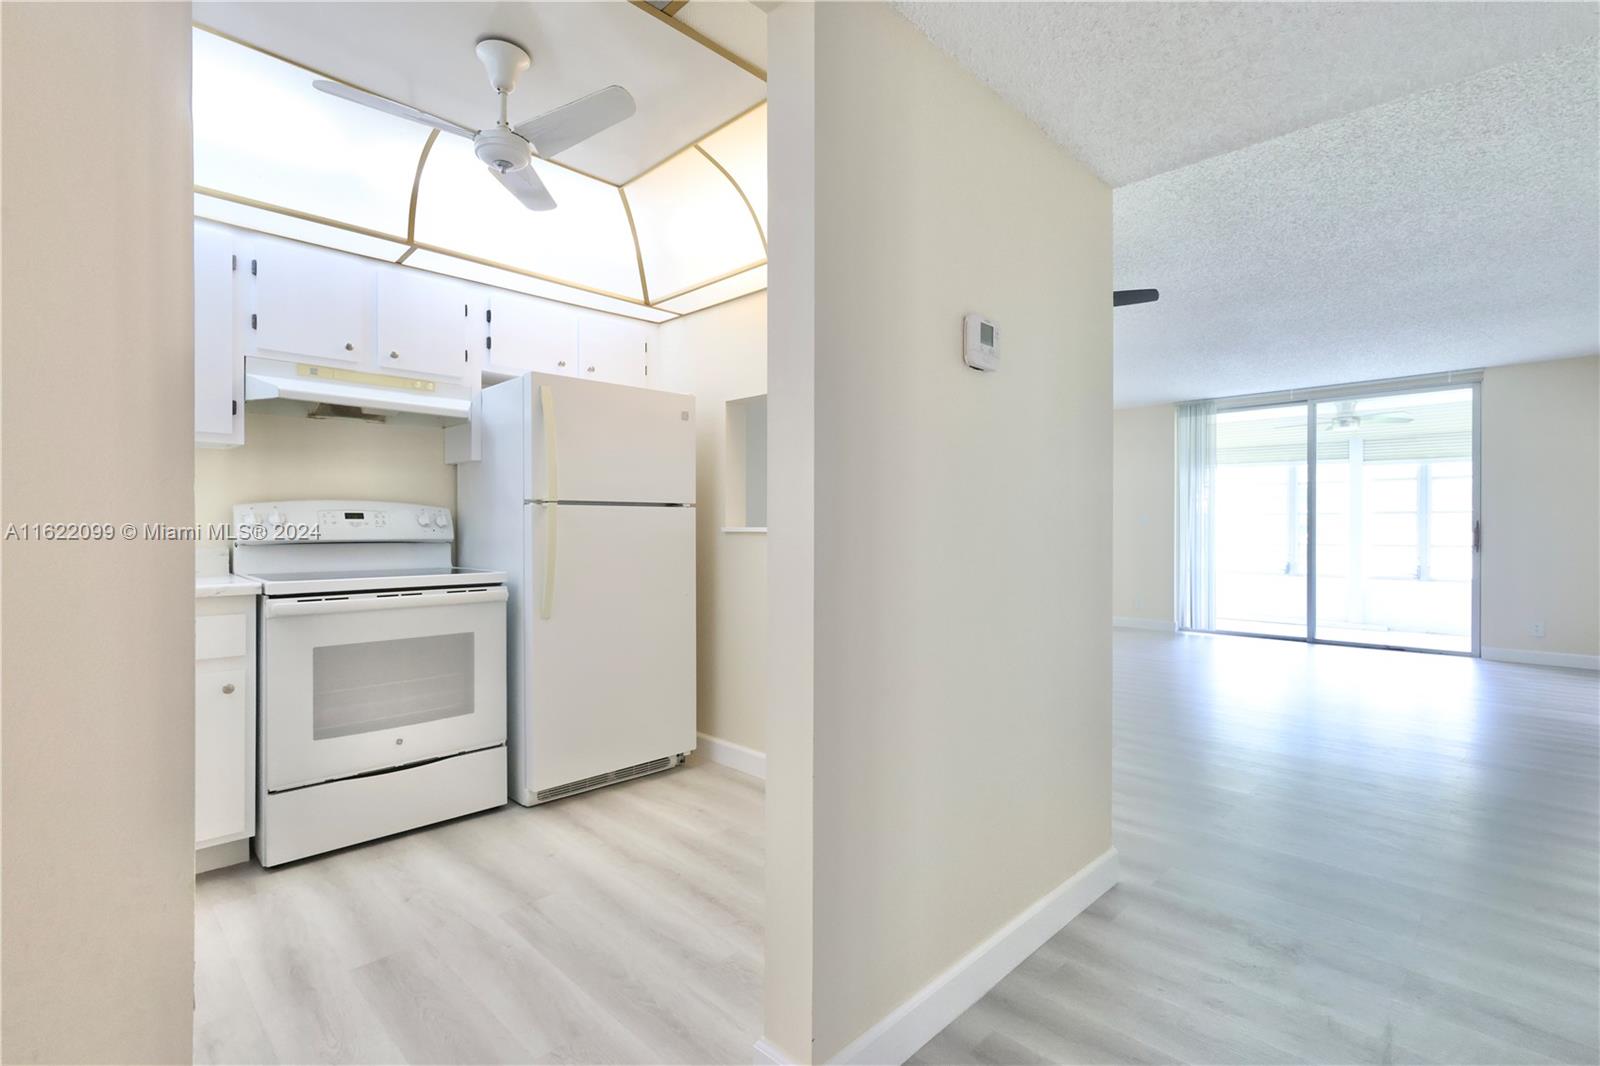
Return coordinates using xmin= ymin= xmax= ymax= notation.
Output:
xmin=697 ymin=732 xmax=767 ymax=780
xmin=195 ymin=838 xmax=249 ymax=874
xmin=753 ymin=1039 xmax=793 ymax=1065
xmin=1113 ymin=616 xmax=1176 ymax=632
xmin=829 ymin=847 xmax=1120 ymax=1066
xmin=1482 ymin=646 xmax=1600 ymax=671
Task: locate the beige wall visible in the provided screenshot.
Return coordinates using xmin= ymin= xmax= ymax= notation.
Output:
xmin=1111 ymin=357 xmax=1600 ymax=659
xmin=1 ymin=4 xmax=196 ymax=1061
xmin=195 ymin=410 xmax=456 ymax=534
xmin=1481 ymin=355 xmax=1600 ymax=659
xmin=1112 ymin=404 xmax=1176 ymax=625
xmin=656 ymin=292 xmax=769 ymax=753
xmin=764 ymin=4 xmax=1115 ymax=1059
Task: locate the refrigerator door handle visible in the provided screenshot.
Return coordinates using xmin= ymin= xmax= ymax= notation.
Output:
xmin=540 ymin=502 xmax=557 ymax=619
xmin=540 ymin=383 xmax=559 ymax=620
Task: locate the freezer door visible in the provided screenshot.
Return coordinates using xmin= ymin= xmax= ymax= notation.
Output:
xmin=522 ymin=503 xmax=695 ymax=800
xmin=529 ymin=372 xmax=695 ymax=504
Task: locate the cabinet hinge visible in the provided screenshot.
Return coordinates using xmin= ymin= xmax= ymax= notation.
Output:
xmin=231 ymin=254 xmax=237 ymax=271
xmin=250 ymin=313 xmax=257 ymax=330
xmin=463 ymin=303 xmax=468 ymax=316
xmin=464 ymin=349 xmax=469 ymax=362
xmin=232 ymin=400 xmax=238 ymax=416
xmin=485 ymin=309 xmax=492 ymax=323
xmin=485 ymin=336 xmax=492 ymax=349
xmin=250 ymin=259 xmax=257 ymax=276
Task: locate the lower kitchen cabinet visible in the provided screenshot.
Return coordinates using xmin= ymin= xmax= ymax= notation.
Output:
xmin=195 ymin=589 xmax=257 ymax=869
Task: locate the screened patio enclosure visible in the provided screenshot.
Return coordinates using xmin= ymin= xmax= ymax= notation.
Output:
xmin=1179 ymin=377 xmax=1479 ymax=655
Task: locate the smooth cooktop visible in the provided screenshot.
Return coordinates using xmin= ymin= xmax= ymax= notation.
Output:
xmin=237 ymin=566 xmax=506 ymax=597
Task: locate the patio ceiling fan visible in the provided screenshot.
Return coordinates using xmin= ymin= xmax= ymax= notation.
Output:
xmin=1321 ymin=400 xmax=1413 ymax=430
xmin=1271 ymin=401 xmax=1415 ymax=430
xmin=313 ymin=38 xmax=635 ymax=212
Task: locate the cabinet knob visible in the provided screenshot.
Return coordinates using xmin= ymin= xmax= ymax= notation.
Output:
xmin=221 ymin=683 xmax=235 ymax=695
xmin=389 ymin=351 xmax=400 ymax=360
xmin=557 ymin=360 xmax=567 ymax=368
xmin=344 ymin=342 xmax=355 ymax=351
xmin=587 ymin=366 xmax=596 ymax=373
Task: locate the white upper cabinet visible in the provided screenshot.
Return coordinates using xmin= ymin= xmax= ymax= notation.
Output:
xmin=578 ymin=315 xmax=651 ymax=387
xmin=248 ymin=235 xmax=374 ymax=367
xmin=376 ymin=267 xmax=476 ymax=381
xmin=194 ymin=222 xmax=243 ymax=446
xmin=485 ymin=290 xmax=579 ymax=377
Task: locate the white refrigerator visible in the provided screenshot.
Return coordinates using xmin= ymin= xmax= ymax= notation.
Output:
xmin=457 ymin=373 xmax=696 ymax=806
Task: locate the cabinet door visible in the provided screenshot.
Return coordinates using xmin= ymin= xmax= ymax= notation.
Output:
xmin=250 ymin=237 xmax=373 ymax=366
xmin=194 ymin=223 xmax=242 ymax=444
xmin=577 ymin=315 xmax=651 ymax=387
xmin=376 ymin=268 xmax=475 ymax=381
xmin=195 ymin=665 xmax=252 ymax=847
xmin=485 ymin=291 xmax=578 ymax=376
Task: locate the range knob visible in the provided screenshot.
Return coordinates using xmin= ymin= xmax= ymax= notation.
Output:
xmin=433 ymin=510 xmax=451 ymax=528
xmin=416 ymin=510 xmax=431 ymax=527
xmin=267 ymin=509 xmax=284 ymax=529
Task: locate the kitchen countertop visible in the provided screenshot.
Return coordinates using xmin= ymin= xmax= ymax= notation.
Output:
xmin=195 ymin=574 xmax=262 ymax=599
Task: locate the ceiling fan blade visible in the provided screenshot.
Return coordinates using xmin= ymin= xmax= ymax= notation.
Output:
xmin=1113 ymin=288 xmax=1159 ymax=307
xmin=513 ymin=85 xmax=636 ymax=159
xmin=489 ymin=164 xmax=556 ymax=211
xmin=1365 ymin=413 xmax=1414 ymax=424
xmin=312 ymin=79 xmax=476 ymax=139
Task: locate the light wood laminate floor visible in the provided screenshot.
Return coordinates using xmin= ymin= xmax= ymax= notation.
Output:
xmin=914 ymin=631 xmax=1600 ymax=1065
xmin=194 ymin=761 xmax=763 ymax=1065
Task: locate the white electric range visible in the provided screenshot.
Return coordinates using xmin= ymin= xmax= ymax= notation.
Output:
xmin=233 ymin=500 xmax=508 ymax=866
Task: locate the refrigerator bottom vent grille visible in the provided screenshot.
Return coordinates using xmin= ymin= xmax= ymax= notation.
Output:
xmin=536 ymin=756 xmax=674 ymax=803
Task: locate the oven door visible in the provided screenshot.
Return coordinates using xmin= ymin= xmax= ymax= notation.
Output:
xmin=260 ymin=585 xmax=507 ymax=792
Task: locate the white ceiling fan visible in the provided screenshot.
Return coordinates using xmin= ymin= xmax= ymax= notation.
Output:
xmin=1321 ymin=400 xmax=1414 ymax=430
xmin=1271 ymin=400 xmax=1415 ymax=431
xmin=313 ymin=39 xmax=635 ymax=212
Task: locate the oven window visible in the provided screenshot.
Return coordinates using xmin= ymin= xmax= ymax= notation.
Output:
xmin=312 ymin=633 xmax=474 ymax=740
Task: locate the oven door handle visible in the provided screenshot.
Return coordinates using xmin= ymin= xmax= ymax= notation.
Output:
xmin=263 ymin=586 xmax=508 ymax=618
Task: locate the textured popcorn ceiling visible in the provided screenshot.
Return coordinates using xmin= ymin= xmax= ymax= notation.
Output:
xmin=894 ymin=3 xmax=1600 ymax=406
xmin=894 ymin=2 xmax=1596 ymax=187
xmin=1113 ymin=40 xmax=1599 ymax=405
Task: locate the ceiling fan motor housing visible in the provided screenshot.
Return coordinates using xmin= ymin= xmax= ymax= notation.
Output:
xmin=475 ymin=38 xmax=532 ymax=94
xmin=474 ymin=126 xmax=532 ymax=172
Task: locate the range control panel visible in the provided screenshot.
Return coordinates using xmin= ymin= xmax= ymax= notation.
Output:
xmin=233 ymin=500 xmax=453 ymax=544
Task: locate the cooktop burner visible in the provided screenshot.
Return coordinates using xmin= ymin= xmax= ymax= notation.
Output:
xmin=239 ymin=566 xmax=506 ymax=597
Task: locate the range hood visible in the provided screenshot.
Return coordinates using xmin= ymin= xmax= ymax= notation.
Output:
xmin=244 ymin=358 xmax=472 ymax=423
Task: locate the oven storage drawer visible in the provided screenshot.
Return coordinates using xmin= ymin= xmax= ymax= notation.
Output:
xmin=260 ymin=585 xmax=508 ymax=792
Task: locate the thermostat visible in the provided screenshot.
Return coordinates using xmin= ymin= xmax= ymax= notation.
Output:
xmin=963 ymin=313 xmax=999 ymax=371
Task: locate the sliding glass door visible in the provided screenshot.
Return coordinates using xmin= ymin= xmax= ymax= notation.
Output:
xmin=1311 ymin=387 xmax=1476 ymax=652
xmin=1212 ymin=404 xmax=1308 ymax=638
xmin=1181 ymin=381 xmax=1479 ymax=655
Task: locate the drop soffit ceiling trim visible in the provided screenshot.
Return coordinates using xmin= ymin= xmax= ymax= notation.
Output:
xmin=192 ymin=21 xmax=768 ymax=323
